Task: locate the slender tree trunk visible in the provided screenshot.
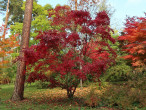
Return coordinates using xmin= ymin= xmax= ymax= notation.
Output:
xmin=2 ymin=0 xmax=10 ymax=38
xmin=80 ymin=56 xmax=83 ymax=90
xmin=74 ymin=0 xmax=83 ymax=89
xmin=11 ymin=0 xmax=33 ymax=101
xmin=75 ymin=0 xmax=77 ymax=10
xmin=80 ymin=78 xmax=83 ymax=89
xmin=3 ymin=12 xmax=9 ymax=38
xmin=1 ymin=0 xmax=10 ymax=74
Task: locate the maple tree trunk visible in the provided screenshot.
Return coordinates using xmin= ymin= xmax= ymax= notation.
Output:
xmin=74 ymin=0 xmax=83 ymax=90
xmin=80 ymin=59 xmax=83 ymax=89
xmin=67 ymin=89 xmax=74 ymax=99
xmin=11 ymin=0 xmax=33 ymax=101
xmin=80 ymin=78 xmax=83 ymax=89
xmin=67 ymin=86 xmax=77 ymax=99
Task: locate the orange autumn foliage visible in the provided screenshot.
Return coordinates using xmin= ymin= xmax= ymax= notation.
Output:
xmin=118 ymin=15 xmax=146 ymax=67
xmin=0 ymin=25 xmax=19 ymax=69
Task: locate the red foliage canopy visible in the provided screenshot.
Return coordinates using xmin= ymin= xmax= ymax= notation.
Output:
xmin=24 ymin=6 xmax=116 ymax=98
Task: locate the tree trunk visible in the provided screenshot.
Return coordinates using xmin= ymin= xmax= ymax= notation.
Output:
xmin=67 ymin=89 xmax=74 ymax=99
xmin=67 ymin=86 xmax=77 ymax=99
xmin=74 ymin=0 xmax=83 ymax=90
xmin=11 ymin=0 xmax=33 ymax=101
xmin=75 ymin=0 xmax=77 ymax=10
xmin=80 ymin=78 xmax=83 ymax=89
xmin=2 ymin=0 xmax=10 ymax=38
xmin=1 ymin=0 xmax=10 ymax=77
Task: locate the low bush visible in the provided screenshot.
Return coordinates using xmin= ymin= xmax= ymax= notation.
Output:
xmin=103 ymin=58 xmax=132 ymax=82
xmin=84 ymin=87 xmax=100 ymax=107
xmin=0 ymin=63 xmax=17 ymax=84
xmin=99 ymin=85 xmax=146 ymax=109
xmin=0 ymin=73 xmax=11 ymax=84
xmin=35 ymin=80 xmax=50 ymax=89
xmin=128 ymin=66 xmax=146 ymax=90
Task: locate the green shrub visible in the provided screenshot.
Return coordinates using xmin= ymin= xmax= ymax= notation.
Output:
xmin=0 ymin=72 xmax=11 ymax=84
xmin=104 ymin=64 xmax=132 ymax=82
xmin=103 ymin=58 xmax=132 ymax=82
xmin=1 ymin=63 xmax=17 ymax=84
xmin=127 ymin=67 xmax=146 ymax=90
xmin=35 ymin=80 xmax=49 ymax=89
xmin=100 ymin=85 xmax=146 ymax=109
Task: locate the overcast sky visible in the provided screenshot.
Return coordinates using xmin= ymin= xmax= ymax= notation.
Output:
xmin=0 ymin=0 xmax=146 ymax=31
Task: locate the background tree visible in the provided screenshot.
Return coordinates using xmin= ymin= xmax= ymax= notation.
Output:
xmin=118 ymin=15 xmax=146 ymax=67
xmin=0 ymin=0 xmax=20 ymax=84
xmin=97 ymin=0 xmax=114 ymax=17
xmin=1 ymin=0 xmax=9 ymax=38
xmin=0 ymin=0 xmax=10 ymax=73
xmin=0 ymin=0 xmax=24 ymax=25
xmin=11 ymin=0 xmax=33 ymax=101
xmin=68 ymin=0 xmax=114 ymax=17
xmin=10 ymin=1 xmax=53 ymax=46
xmin=0 ymin=25 xmax=19 ymax=73
xmin=69 ymin=0 xmax=99 ymax=11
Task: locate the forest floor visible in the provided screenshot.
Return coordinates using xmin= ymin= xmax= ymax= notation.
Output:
xmin=0 ymin=82 xmax=145 ymax=110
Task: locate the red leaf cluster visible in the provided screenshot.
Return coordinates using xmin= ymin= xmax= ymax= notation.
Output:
xmin=27 ymin=72 xmax=48 ymax=83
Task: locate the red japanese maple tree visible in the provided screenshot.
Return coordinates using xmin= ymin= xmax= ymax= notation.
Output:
xmin=118 ymin=15 xmax=146 ymax=67
xmin=24 ymin=6 xmax=116 ymax=99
